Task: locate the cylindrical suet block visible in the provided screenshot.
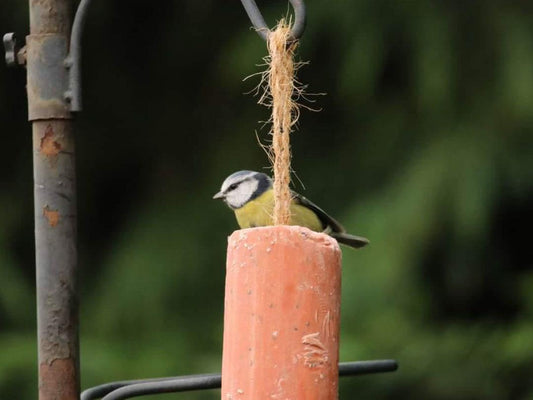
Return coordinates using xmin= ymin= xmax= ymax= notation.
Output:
xmin=222 ymin=226 xmax=342 ymax=399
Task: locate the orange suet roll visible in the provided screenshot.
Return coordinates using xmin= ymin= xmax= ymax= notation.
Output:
xmin=221 ymin=226 xmax=342 ymax=399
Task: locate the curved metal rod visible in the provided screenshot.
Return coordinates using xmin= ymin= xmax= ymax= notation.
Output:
xmin=100 ymin=374 xmax=221 ymax=400
xmin=240 ymin=0 xmax=306 ymax=41
xmin=81 ymin=360 xmax=398 ymax=400
xmin=80 ymin=376 xmax=186 ymax=400
xmin=66 ymin=0 xmax=93 ymax=112
xmin=66 ymin=0 xmax=303 ymax=111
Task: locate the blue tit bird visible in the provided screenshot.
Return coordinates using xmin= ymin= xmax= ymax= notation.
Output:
xmin=213 ymin=170 xmax=369 ymax=249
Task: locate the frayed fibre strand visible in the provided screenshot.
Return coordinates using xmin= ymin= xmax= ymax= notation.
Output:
xmin=264 ymin=19 xmax=299 ymax=225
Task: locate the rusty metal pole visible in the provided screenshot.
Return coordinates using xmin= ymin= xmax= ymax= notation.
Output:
xmin=27 ymin=0 xmax=80 ymax=399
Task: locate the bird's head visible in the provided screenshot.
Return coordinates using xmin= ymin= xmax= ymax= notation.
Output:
xmin=213 ymin=170 xmax=272 ymax=209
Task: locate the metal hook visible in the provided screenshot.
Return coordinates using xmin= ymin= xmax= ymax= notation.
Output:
xmin=240 ymin=0 xmax=306 ymax=41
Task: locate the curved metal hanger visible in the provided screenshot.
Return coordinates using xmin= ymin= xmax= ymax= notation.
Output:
xmin=240 ymin=0 xmax=306 ymax=41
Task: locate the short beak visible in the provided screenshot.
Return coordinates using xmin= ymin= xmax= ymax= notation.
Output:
xmin=213 ymin=191 xmax=224 ymax=200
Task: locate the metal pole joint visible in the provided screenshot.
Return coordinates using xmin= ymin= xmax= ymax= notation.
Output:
xmin=26 ymin=33 xmax=72 ymax=120
xmin=4 ymin=0 xmax=93 ymax=113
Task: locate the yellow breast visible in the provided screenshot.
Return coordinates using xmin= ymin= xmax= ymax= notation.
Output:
xmin=234 ymin=189 xmax=324 ymax=232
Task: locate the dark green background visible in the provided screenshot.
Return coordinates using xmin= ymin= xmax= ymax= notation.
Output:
xmin=1 ymin=1 xmax=532 ymax=399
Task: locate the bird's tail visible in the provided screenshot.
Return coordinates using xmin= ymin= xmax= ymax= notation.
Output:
xmin=330 ymin=232 xmax=369 ymax=249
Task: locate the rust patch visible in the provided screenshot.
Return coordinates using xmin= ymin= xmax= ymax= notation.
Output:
xmin=39 ymin=358 xmax=79 ymax=400
xmin=40 ymin=125 xmax=62 ymax=157
xmin=43 ymin=206 xmax=60 ymax=227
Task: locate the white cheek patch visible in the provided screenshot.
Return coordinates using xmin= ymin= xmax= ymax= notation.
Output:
xmin=226 ymin=179 xmax=259 ymax=209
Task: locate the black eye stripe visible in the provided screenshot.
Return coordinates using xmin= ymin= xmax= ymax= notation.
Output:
xmin=226 ymin=176 xmax=256 ymax=193
xmin=228 ymin=183 xmax=238 ymax=191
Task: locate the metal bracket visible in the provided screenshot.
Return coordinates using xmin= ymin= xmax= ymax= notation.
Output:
xmin=3 ymin=0 xmax=92 ymax=111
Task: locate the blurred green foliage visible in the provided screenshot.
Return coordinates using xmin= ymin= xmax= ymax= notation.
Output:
xmin=0 ymin=0 xmax=532 ymax=399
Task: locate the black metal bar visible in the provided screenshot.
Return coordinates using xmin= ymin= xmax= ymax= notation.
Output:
xmin=100 ymin=374 xmax=221 ymax=400
xmin=339 ymin=360 xmax=398 ymax=376
xmin=27 ymin=0 xmax=80 ymax=399
xmin=240 ymin=0 xmax=306 ymax=41
xmin=81 ymin=360 xmax=398 ymax=400
xmin=81 ymin=375 xmax=218 ymax=400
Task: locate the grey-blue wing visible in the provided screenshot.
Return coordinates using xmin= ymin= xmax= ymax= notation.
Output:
xmin=291 ymin=191 xmax=346 ymax=233
xmin=292 ymin=191 xmax=369 ymax=249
